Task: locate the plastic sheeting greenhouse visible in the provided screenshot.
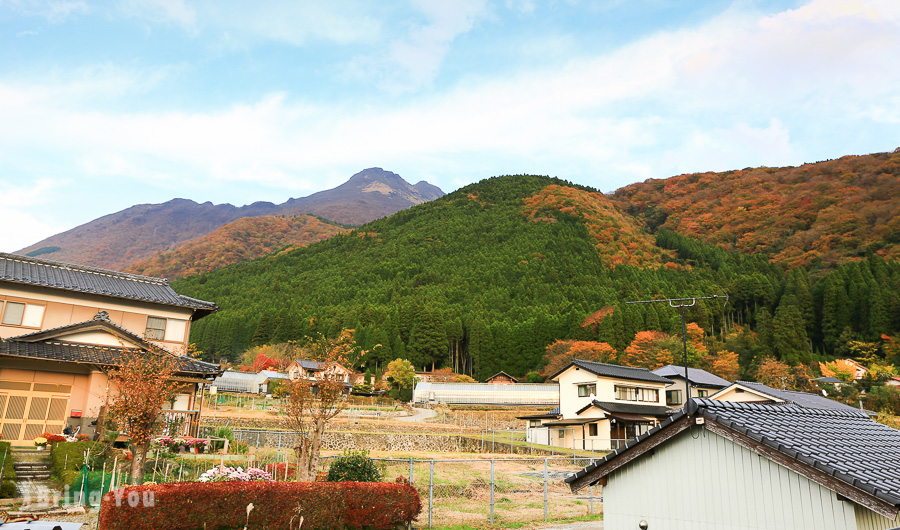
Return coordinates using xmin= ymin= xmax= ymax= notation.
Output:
xmin=413 ymin=382 xmax=559 ymax=405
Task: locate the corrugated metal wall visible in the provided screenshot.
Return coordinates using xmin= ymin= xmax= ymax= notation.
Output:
xmin=855 ymin=505 xmax=898 ymax=530
xmin=604 ymin=427 xmax=864 ymax=530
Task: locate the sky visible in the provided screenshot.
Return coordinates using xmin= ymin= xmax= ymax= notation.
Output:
xmin=1 ymin=0 xmax=899 ymax=252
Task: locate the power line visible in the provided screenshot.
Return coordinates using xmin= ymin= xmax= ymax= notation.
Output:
xmin=626 ymin=294 xmax=728 ymax=411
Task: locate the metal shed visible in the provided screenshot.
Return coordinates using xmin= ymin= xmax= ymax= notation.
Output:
xmin=413 ymin=382 xmax=559 ymax=405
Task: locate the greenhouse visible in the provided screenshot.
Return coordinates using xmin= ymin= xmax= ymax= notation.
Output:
xmin=412 ymin=382 xmax=559 ymax=405
xmin=212 ymin=370 xmax=267 ymax=394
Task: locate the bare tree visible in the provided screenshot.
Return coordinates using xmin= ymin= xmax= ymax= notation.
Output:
xmin=283 ymin=330 xmax=359 ymax=481
xmin=104 ymin=350 xmax=178 ymax=485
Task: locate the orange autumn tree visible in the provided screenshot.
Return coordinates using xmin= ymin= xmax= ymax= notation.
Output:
xmin=540 ymin=340 xmax=617 ymax=377
xmin=818 ymin=359 xmax=858 ymax=382
xmin=756 ymin=357 xmax=813 ymax=391
xmin=104 ymin=350 xmax=178 ymax=485
xmin=710 ymin=350 xmax=740 ymax=382
xmin=620 ymin=331 xmax=676 ymax=370
xmin=282 ymin=329 xmax=359 ymax=481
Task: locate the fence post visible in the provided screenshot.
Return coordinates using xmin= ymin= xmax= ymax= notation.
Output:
xmin=492 ymin=430 xmax=495 ymax=453
xmin=277 ymin=432 xmax=282 ymax=458
xmin=490 ymin=459 xmax=495 ymax=526
xmin=428 ymin=460 xmax=434 ymax=528
xmin=590 ymin=484 xmax=594 ymax=514
xmin=409 ymin=457 xmax=414 ymax=485
xmin=543 ymin=458 xmax=548 ymax=522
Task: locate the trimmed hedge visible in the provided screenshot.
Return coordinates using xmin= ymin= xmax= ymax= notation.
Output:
xmin=98 ymin=480 xmax=421 ymax=529
xmin=0 ymin=442 xmax=16 ymax=498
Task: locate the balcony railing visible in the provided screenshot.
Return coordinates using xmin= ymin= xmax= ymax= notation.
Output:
xmin=159 ymin=410 xmax=200 ymax=437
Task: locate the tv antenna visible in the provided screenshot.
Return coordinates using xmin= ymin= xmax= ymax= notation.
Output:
xmin=627 ymin=294 xmax=728 ymax=408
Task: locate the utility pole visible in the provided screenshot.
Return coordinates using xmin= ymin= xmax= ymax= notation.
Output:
xmin=627 ymin=294 xmax=728 ymax=406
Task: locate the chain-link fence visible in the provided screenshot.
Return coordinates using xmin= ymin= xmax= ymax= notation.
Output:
xmin=354 ymin=456 xmax=601 ymax=528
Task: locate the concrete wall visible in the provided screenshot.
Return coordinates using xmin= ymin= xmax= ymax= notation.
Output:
xmin=604 ymin=428 xmax=862 ymax=530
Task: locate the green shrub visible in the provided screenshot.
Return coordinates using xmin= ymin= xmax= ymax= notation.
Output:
xmin=51 ymin=441 xmax=97 ymax=487
xmin=327 ymin=449 xmax=382 ymax=483
xmin=230 ymin=441 xmax=249 ymax=454
xmin=210 ymin=427 xmax=234 ymax=453
xmin=0 ymin=442 xmax=16 ymax=498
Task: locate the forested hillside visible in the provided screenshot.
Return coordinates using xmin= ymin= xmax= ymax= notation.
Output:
xmin=614 ymin=150 xmax=900 ymax=272
xmin=175 ymin=167 xmax=900 ymax=381
xmin=128 ymin=215 xmax=348 ymax=280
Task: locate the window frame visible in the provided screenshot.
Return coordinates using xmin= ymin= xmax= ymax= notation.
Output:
xmin=615 ymin=385 xmax=660 ymax=403
xmin=145 ymin=316 xmax=168 ymax=341
xmin=588 ymin=423 xmax=598 ymax=437
xmin=0 ymin=300 xmax=46 ymax=329
xmin=666 ymin=389 xmax=683 ymax=406
xmin=577 ymin=383 xmax=596 ymax=398
xmin=696 ymin=389 xmax=709 ymax=398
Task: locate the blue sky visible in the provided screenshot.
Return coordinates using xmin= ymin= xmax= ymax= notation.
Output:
xmin=1 ymin=0 xmax=899 ymax=252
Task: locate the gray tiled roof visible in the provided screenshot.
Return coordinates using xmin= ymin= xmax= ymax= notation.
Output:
xmin=295 ymin=359 xmax=324 ymax=370
xmin=652 ymin=364 xmax=731 ymax=388
xmin=550 ymin=359 xmax=673 ymax=384
xmin=730 ymin=381 xmax=864 ymax=413
xmin=0 ymin=340 xmax=221 ymax=375
xmin=566 ymin=399 xmax=900 ymax=506
xmin=588 ymin=400 xmax=674 ymax=417
xmin=0 ymin=252 xmax=216 ymax=313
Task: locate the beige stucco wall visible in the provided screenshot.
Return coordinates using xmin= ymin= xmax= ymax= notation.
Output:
xmin=0 ymin=283 xmax=194 ymax=351
xmin=663 ymin=378 xmax=725 ymax=406
xmin=555 ymin=366 xmax=667 ymax=418
xmin=713 ymin=386 xmax=779 ymax=403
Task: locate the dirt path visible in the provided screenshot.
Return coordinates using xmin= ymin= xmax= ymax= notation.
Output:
xmin=396 ymin=407 xmax=438 ymax=423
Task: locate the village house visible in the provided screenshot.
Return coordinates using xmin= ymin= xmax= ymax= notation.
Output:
xmin=484 ymin=371 xmax=517 ymax=384
xmin=651 ymin=364 xmax=731 ymax=407
xmin=536 ymin=359 xmax=674 ymax=451
xmin=711 ymin=380 xmax=870 ymax=414
xmin=285 ymin=358 xmax=353 ymax=385
xmin=566 ymin=399 xmax=900 ymax=530
xmin=0 ymin=252 xmax=221 ymax=444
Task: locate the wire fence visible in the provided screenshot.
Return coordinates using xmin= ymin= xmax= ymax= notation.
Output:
xmin=366 ymin=456 xmax=600 ymax=528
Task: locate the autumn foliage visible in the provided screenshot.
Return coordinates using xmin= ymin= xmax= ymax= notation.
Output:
xmin=98 ymin=480 xmax=421 ymax=529
xmin=129 ymin=215 xmax=347 ymax=279
xmin=614 ymin=151 xmax=900 ymax=269
xmin=522 ymin=185 xmax=671 ymax=267
xmin=541 ymin=340 xmax=617 ymax=377
xmin=104 ymin=351 xmax=178 ymax=485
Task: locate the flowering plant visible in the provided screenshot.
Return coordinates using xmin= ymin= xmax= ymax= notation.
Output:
xmin=197 ymin=465 xmax=273 ymax=483
xmin=33 ymin=436 xmax=48 ymax=447
xmin=189 ymin=438 xmax=208 ymax=449
xmin=76 ymin=434 xmax=90 ymax=441
xmin=42 ymin=432 xmax=66 ymax=444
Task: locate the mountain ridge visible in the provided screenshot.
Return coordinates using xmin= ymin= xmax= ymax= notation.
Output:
xmin=17 ymin=168 xmax=445 ymax=270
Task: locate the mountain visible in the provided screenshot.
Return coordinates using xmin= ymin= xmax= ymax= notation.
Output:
xmin=279 ymin=168 xmax=446 ymax=225
xmin=17 ymin=168 xmax=444 ymax=270
xmin=613 ymin=151 xmax=900 ymax=272
xmin=128 ymin=215 xmax=348 ymax=280
xmin=172 ymin=159 xmax=900 ymax=381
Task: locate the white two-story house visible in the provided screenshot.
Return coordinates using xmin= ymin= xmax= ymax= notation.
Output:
xmin=541 ymin=359 xmax=674 ymax=451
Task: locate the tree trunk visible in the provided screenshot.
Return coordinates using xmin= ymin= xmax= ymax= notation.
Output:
xmin=130 ymin=441 xmax=150 ymax=485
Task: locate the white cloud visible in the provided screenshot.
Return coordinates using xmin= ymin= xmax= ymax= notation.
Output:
xmin=345 ymin=0 xmax=490 ymax=93
xmin=1 ymin=0 xmax=899 ymax=251
xmin=117 ymin=0 xmax=196 ymax=28
xmin=0 ymin=179 xmax=69 ymax=252
xmin=0 ymin=0 xmax=89 ymax=22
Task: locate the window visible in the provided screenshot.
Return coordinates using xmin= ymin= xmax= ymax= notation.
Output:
xmin=588 ymin=423 xmax=598 ymax=437
xmin=696 ymin=389 xmax=709 ymax=398
xmin=529 ymin=420 xmax=543 ymax=428
xmin=145 ymin=317 xmax=167 ymax=340
xmin=577 ymin=383 xmax=596 ymax=397
xmin=558 ymin=430 xmax=565 ymax=439
xmin=1 ymin=301 xmax=45 ymax=327
xmin=145 ymin=317 xmax=188 ymax=342
xmin=666 ymin=390 xmax=683 ymax=406
xmin=615 ymin=385 xmax=659 ymax=403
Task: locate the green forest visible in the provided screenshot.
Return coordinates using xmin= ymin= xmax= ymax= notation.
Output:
xmin=174 ymin=158 xmax=900 ymax=382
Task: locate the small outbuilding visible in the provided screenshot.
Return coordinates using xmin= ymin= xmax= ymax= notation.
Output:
xmin=566 ymin=399 xmax=900 ymax=529
xmin=484 ymin=371 xmax=518 ymax=384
